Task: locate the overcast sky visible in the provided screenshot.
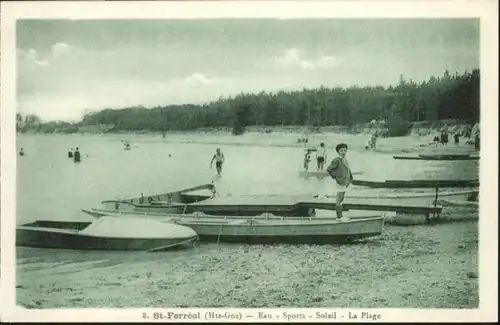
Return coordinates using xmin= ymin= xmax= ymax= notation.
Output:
xmin=16 ymin=19 xmax=479 ymax=122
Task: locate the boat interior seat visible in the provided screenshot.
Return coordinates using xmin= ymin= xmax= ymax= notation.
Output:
xmin=150 ymin=200 xmax=172 ymax=205
xmin=180 ymin=192 xmax=215 ymax=203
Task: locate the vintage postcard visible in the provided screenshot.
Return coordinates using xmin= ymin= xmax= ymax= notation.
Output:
xmin=1 ymin=0 xmax=498 ymax=322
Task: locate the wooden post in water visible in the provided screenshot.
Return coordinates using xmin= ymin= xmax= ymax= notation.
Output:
xmin=217 ymin=224 xmax=223 ymax=245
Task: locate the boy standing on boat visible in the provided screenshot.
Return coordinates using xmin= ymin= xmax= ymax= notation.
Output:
xmin=316 ymin=142 xmax=327 ymax=171
xmin=210 ymin=148 xmax=225 ymax=176
xmin=326 ymin=143 xmax=353 ymax=221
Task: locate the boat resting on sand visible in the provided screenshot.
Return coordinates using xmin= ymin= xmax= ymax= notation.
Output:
xmin=298 ymin=170 xmax=364 ymax=178
xmin=101 ymin=185 xmax=480 ymax=217
xmin=103 ymin=192 xmax=444 ymax=217
xmin=321 ymin=189 xmax=478 ymax=206
xmin=101 ymin=183 xmax=216 ymax=211
xmin=393 ymin=154 xmax=479 ymax=161
xmin=436 ymin=198 xmax=479 ymax=207
xmin=16 ymin=216 xmax=198 ymax=251
xmin=82 ymin=209 xmax=386 ymax=245
xmin=351 ymin=179 xmax=479 ymax=189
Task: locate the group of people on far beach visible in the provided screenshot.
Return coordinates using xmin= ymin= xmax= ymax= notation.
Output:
xmin=432 ymin=129 xmax=463 ymax=146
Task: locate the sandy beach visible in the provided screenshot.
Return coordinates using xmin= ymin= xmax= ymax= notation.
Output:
xmin=16 ymin=206 xmax=478 ymax=309
xmin=77 ymin=129 xmax=479 ymax=155
xmin=14 ymin=132 xmax=480 ymax=309
xmin=7 ymin=13 xmax=492 ymax=320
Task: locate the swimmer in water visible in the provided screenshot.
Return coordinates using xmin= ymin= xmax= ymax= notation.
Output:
xmin=74 ymin=147 xmax=81 ymax=163
xmin=370 ymin=133 xmax=377 ymax=149
xmin=364 ymin=138 xmax=372 ymax=150
xmin=68 ymin=148 xmax=73 ymax=158
xmin=210 ymin=148 xmax=225 ymax=176
xmin=303 ymin=149 xmax=312 ymax=171
xmin=19 ymin=148 xmax=25 ymax=156
xmin=433 ymin=135 xmax=440 ymax=147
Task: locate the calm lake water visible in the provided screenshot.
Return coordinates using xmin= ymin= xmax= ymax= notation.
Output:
xmin=16 ymin=133 xmax=479 ymax=224
xmin=14 ymin=133 xmax=479 ymax=308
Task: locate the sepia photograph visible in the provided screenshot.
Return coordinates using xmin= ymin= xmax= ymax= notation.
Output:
xmin=1 ymin=0 xmax=498 ymax=322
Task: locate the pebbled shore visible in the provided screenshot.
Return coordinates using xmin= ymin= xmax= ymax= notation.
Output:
xmin=16 ymin=207 xmax=478 ymax=309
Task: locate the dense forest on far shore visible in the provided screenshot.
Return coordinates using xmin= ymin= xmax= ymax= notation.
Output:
xmin=17 ymin=69 xmax=479 ymax=137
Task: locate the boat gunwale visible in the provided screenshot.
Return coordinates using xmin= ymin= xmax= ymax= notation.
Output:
xmin=101 ymin=196 xmax=447 ymax=208
xmin=392 ymin=155 xmax=479 ymax=161
xmin=84 ymin=208 xmax=385 ymax=225
xmin=352 ymin=179 xmax=479 ymax=188
xmin=101 ymin=189 xmax=477 ymax=209
xmin=17 ymin=225 xmax=199 ymax=241
xmin=418 ymin=153 xmax=471 ymax=158
xmin=302 ymin=190 xmax=478 ymax=200
xmin=168 ymin=217 xmax=385 ymax=227
xmin=101 ymin=183 xmax=216 ymax=205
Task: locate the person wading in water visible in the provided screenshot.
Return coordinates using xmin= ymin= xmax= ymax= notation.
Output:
xmin=68 ymin=148 xmax=73 ymax=158
xmin=303 ymin=149 xmax=312 ymax=171
xmin=210 ymin=148 xmax=225 ymax=176
xmin=316 ymin=142 xmax=327 ymax=171
xmin=74 ymin=147 xmax=81 ymax=163
xmin=326 ymin=143 xmax=353 ymax=221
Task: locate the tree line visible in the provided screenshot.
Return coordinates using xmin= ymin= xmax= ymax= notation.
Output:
xmin=17 ymin=69 xmax=479 ymax=137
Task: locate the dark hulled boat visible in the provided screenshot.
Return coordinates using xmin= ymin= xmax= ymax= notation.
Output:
xmin=393 ymin=154 xmax=479 ymax=161
xmin=16 ymin=216 xmax=198 ymax=251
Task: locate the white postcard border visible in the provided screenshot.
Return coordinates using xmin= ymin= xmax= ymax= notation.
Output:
xmin=1 ymin=0 xmax=498 ymax=322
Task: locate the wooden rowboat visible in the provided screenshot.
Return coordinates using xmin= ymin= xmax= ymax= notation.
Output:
xmin=297 ymin=172 xmax=479 ymax=189
xmin=298 ymin=170 xmax=364 ymax=178
xmin=102 ymin=192 xmax=444 ymax=217
xmin=16 ymin=216 xmax=198 ymax=251
xmin=82 ymin=209 xmax=386 ymax=245
xmin=419 ymin=153 xmax=471 ymax=159
xmin=393 ymin=154 xmax=479 ymax=161
xmin=101 ymin=183 xmax=216 ymax=211
xmin=351 ymin=179 xmax=479 ymax=188
xmin=102 ymin=183 xmax=480 ymax=217
xmin=323 ymin=189 xmax=478 ymax=206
